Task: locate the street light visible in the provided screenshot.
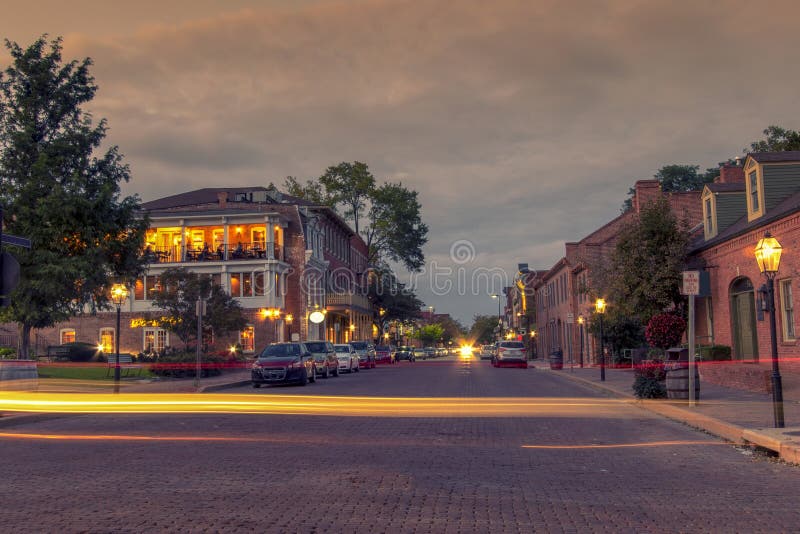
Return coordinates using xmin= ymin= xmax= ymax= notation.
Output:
xmin=754 ymin=231 xmax=785 ymax=428
xmin=491 ymin=294 xmax=502 ymax=340
xmin=110 ymin=283 xmax=129 ymax=390
xmin=577 ymin=315 xmax=585 ymax=368
xmin=595 ymin=298 xmax=606 ymax=382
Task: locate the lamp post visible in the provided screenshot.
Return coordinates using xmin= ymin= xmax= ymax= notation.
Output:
xmin=577 ymin=315 xmax=585 ymax=368
xmin=285 ymin=313 xmax=293 ymax=341
xmin=595 ymin=298 xmax=606 ymax=381
xmin=110 ymin=283 xmax=129 ymax=391
xmin=491 ymin=294 xmax=502 ymax=340
xmin=754 ymin=231 xmax=785 ymax=428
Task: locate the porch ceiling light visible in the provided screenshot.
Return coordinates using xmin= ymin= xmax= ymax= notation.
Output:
xmin=755 ymin=231 xmax=782 ymax=277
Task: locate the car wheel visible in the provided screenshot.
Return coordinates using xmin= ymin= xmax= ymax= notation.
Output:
xmin=354 ymin=362 xmax=359 ymax=373
xmin=323 ymin=366 xmax=329 ymax=379
xmin=252 ymin=382 xmax=261 ymax=388
xmin=300 ymin=369 xmax=309 ymax=386
xmin=333 ymin=366 xmax=339 ymax=377
xmin=309 ymin=365 xmax=317 ymax=383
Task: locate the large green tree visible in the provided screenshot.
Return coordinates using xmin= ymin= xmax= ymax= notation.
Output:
xmin=0 ymin=36 xmax=147 ymax=357
xmin=747 ymin=125 xmax=800 ymax=153
xmin=414 ymin=323 xmax=444 ymax=346
xmin=595 ymin=196 xmax=689 ymax=325
xmin=150 ymin=268 xmax=247 ymax=350
xmin=286 ymin=161 xmax=428 ymax=272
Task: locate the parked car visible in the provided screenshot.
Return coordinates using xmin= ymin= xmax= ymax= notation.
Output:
xmin=479 ymin=345 xmax=495 ymax=360
xmin=412 ymin=347 xmax=427 ymax=360
xmin=334 ymin=344 xmax=359 ymax=373
xmin=251 ymin=342 xmax=316 ymax=387
xmin=423 ymin=347 xmax=436 ymax=359
xmin=304 ymin=341 xmax=339 ymax=378
xmin=492 ymin=341 xmax=528 ymax=368
xmin=394 ymin=346 xmax=415 ymax=362
xmin=349 ymin=341 xmax=376 ymax=369
xmin=375 ymin=345 xmax=395 ymax=364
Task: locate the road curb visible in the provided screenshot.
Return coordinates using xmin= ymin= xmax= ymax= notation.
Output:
xmin=199 ymin=380 xmax=252 ymax=393
xmin=544 ymin=365 xmax=800 ymax=465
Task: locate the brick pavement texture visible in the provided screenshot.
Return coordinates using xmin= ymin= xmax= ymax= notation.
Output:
xmin=1 ymin=359 xmax=799 ymax=533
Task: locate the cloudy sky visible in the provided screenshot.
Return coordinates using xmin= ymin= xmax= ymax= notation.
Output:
xmin=2 ymin=0 xmax=799 ymax=324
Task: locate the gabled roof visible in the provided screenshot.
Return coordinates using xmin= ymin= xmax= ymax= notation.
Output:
xmin=704 ymin=183 xmax=745 ymax=194
xmin=690 ymin=190 xmax=800 ymax=252
xmin=748 ymin=151 xmax=800 ymax=163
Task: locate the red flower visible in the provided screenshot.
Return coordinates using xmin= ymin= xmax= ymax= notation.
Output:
xmin=645 ymin=313 xmax=686 ymax=349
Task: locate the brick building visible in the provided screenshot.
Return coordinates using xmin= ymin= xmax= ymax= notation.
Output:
xmin=690 ymin=153 xmax=800 ymax=390
xmin=20 ymin=187 xmax=373 ymax=357
xmin=533 ymin=180 xmax=703 ymax=365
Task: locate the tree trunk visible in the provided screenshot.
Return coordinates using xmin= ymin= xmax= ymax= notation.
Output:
xmin=18 ymin=323 xmax=32 ymax=360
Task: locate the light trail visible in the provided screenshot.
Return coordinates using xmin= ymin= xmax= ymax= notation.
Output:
xmin=521 ymin=440 xmax=728 ymax=449
xmin=0 ymin=392 xmax=636 ymax=417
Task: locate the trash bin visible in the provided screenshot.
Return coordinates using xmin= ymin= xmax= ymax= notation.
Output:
xmin=664 ymin=347 xmax=699 ymax=400
xmin=549 ymin=349 xmax=563 ymax=370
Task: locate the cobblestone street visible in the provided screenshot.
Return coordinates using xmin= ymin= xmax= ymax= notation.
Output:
xmin=2 ymin=358 xmax=799 ymax=532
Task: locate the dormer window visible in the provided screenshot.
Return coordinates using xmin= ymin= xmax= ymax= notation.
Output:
xmin=701 ymin=186 xmax=717 ymax=240
xmin=745 ymin=159 xmax=765 ymax=221
xmin=748 ymin=171 xmax=759 ymax=211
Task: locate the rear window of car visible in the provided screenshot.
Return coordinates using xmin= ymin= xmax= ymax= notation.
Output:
xmin=334 ymin=345 xmax=350 ymax=352
xmin=259 ymin=344 xmax=301 ymax=358
xmin=500 ymin=342 xmax=525 ymax=349
xmin=305 ymin=342 xmax=329 ymax=352
xmin=350 ymin=342 xmax=369 ymax=349
xmin=375 ymin=346 xmax=391 ymax=352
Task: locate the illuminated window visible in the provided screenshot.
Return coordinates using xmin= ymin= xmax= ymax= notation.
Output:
xmin=254 ymin=272 xmax=265 ymax=296
xmin=99 ymin=328 xmax=115 ymax=353
xmin=134 ymin=278 xmax=145 ymax=300
xmin=251 ymin=228 xmax=266 ymax=249
xmin=242 ymin=273 xmax=253 ymax=297
xmin=780 ymin=279 xmax=795 ymax=341
xmin=143 ymin=328 xmax=168 ymax=353
xmin=239 ymin=325 xmax=255 ymax=353
xmin=230 ymin=273 xmax=241 ymax=297
xmin=60 ymin=329 xmax=76 ymax=345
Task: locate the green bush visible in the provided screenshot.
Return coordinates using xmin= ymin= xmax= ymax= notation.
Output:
xmin=0 ymin=347 xmax=17 ymax=359
xmin=698 ymin=345 xmax=731 ymax=361
xmin=632 ymin=359 xmax=667 ymax=399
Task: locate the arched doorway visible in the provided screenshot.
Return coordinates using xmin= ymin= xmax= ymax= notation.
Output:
xmin=729 ymin=277 xmax=759 ymax=361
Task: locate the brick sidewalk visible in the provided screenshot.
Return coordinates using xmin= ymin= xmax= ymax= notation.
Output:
xmin=531 ymin=358 xmax=800 ymax=464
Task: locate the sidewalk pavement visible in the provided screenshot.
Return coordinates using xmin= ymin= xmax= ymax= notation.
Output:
xmin=530 ymin=358 xmax=800 ymax=465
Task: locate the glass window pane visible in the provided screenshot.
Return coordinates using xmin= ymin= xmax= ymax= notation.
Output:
xmin=254 ymin=272 xmax=265 ymax=296
xmin=242 ymin=272 xmax=253 ymax=297
xmin=230 ymin=273 xmax=241 ymax=297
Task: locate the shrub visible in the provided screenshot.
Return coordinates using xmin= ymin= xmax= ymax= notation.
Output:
xmin=645 ymin=313 xmax=686 ymax=350
xmin=48 ymin=342 xmax=102 ymax=362
xmin=698 ymin=345 xmax=732 ymax=361
xmin=148 ymin=350 xmax=246 ymax=378
xmin=632 ymin=359 xmax=667 ymax=399
xmin=0 ymin=347 xmax=16 ymax=359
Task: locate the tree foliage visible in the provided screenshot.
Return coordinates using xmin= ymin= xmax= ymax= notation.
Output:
xmin=470 ymin=314 xmax=500 ymax=344
xmin=150 ymin=268 xmax=247 ymax=350
xmin=621 ymin=164 xmax=718 ymax=212
xmin=369 ymin=268 xmax=423 ymax=333
xmin=747 ymin=125 xmax=800 ymax=153
xmin=596 ymin=197 xmax=689 ymax=325
xmin=0 ymin=36 xmax=147 ymax=356
xmin=415 ymin=323 xmax=444 ymax=346
xmin=287 ymin=161 xmax=428 ymax=272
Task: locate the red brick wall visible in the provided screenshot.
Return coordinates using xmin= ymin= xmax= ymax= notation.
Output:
xmin=693 ymin=212 xmax=800 ymax=362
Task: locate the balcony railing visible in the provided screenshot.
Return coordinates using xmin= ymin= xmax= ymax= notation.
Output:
xmin=144 ymin=242 xmax=285 ymax=264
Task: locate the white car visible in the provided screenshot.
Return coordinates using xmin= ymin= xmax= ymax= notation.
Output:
xmin=334 ymin=344 xmax=360 ymax=373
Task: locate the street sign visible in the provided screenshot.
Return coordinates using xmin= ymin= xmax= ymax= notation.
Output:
xmin=566 ymin=313 xmax=574 ymax=324
xmin=682 ymin=271 xmax=700 ymax=296
xmin=1 ymin=234 xmax=31 ymax=249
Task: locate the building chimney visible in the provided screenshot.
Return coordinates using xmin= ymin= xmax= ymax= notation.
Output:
xmin=217 ymin=191 xmax=228 ymax=208
xmin=717 ymin=161 xmax=745 ymax=184
xmin=633 ymin=180 xmax=661 ymax=213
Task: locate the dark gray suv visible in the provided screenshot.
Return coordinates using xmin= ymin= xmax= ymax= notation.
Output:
xmin=304 ymin=341 xmax=339 ymax=378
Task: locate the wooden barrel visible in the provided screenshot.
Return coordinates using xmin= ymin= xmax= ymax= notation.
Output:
xmin=666 ymin=366 xmax=700 ymax=400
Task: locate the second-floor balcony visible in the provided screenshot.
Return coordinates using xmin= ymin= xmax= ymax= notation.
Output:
xmin=144 ymin=241 xmax=285 ymax=264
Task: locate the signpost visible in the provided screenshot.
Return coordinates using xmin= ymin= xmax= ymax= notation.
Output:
xmin=682 ymin=271 xmax=700 ymax=406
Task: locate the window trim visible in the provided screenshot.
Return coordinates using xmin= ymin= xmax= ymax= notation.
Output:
xmin=239 ymin=325 xmax=255 ymax=353
xmin=60 ymin=328 xmax=76 ymax=345
xmin=99 ymin=327 xmax=115 ymax=354
xmin=745 ymin=160 xmax=765 ymax=221
xmin=779 ymin=279 xmax=795 ymax=342
xmin=702 ymin=188 xmax=717 ymax=240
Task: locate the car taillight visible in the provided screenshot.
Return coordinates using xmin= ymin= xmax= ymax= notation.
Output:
xmin=498 ymin=347 xmax=506 ymax=352
xmin=520 ymin=348 xmax=526 ymax=352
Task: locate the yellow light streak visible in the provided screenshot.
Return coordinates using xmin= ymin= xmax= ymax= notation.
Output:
xmin=522 ymin=441 xmax=727 ymax=449
xmin=0 ymin=393 xmax=634 ymax=418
